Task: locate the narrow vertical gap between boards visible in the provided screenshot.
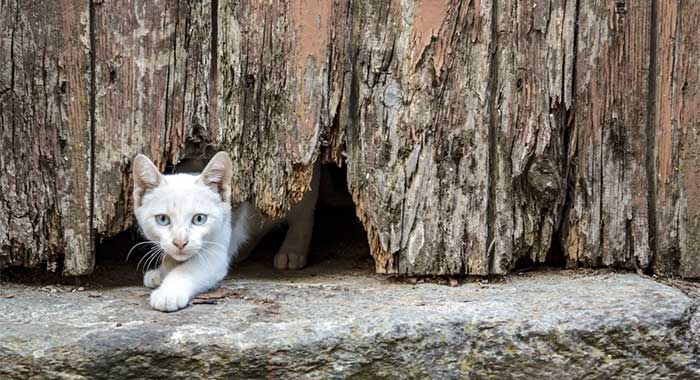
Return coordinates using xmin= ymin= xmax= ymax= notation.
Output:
xmin=485 ymin=0 xmax=500 ymax=274
xmin=645 ymin=0 xmax=659 ymax=273
xmin=87 ymin=0 xmax=97 ymax=273
xmin=210 ymin=0 xmax=219 ymax=136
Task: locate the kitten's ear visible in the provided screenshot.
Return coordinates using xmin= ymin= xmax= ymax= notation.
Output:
xmin=198 ymin=152 xmax=233 ymax=202
xmin=132 ymin=154 xmax=162 ymax=207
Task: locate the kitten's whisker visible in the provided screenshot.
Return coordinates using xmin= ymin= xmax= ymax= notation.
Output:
xmin=136 ymin=246 xmax=159 ymax=269
xmin=148 ymin=249 xmax=161 ymax=271
xmin=197 ymin=249 xmax=214 ymax=267
xmin=144 ymin=249 xmax=159 ymax=273
xmin=199 ymin=253 xmax=210 ymax=268
xmin=151 ymin=248 xmax=165 ymax=271
xmin=143 ymin=252 xmax=158 ymax=273
xmin=197 ymin=247 xmax=221 ymax=268
xmin=200 ymin=246 xmax=221 ymax=258
xmin=201 ymin=241 xmax=227 ymax=250
xmin=200 ymin=242 xmax=228 ymax=261
xmin=126 ymin=241 xmax=156 ymax=263
xmin=147 ymin=250 xmax=164 ymax=272
xmin=137 ymin=247 xmax=159 ymax=272
xmin=135 ymin=248 xmax=152 ymax=270
xmin=198 ymin=245 xmax=215 ymax=256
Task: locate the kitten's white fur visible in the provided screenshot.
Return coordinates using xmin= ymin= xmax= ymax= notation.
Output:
xmin=132 ymin=152 xmax=318 ymax=312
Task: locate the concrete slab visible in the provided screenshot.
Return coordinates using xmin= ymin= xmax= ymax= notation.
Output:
xmin=1 ymin=264 xmax=698 ymax=379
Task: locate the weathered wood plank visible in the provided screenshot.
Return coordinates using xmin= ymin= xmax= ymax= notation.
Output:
xmin=340 ymin=1 xmax=493 ymax=274
xmin=565 ymin=0 xmax=652 ymax=270
xmin=491 ymin=0 xmax=576 ymax=273
xmin=217 ymin=0 xmax=330 ymax=217
xmin=653 ymin=0 xmax=681 ymax=276
xmin=92 ymin=0 xmax=212 ymax=237
xmin=92 ymin=0 xmax=176 ymax=237
xmin=655 ymin=0 xmax=700 ymax=278
xmin=168 ymin=0 xmax=216 ymax=162
xmin=677 ymin=1 xmax=700 ymax=278
xmin=321 ymin=0 xmax=352 ymax=167
xmin=0 ymin=0 xmax=92 ymax=274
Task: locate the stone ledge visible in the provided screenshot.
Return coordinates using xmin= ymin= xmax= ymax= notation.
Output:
xmin=1 ymin=270 xmax=699 ymax=379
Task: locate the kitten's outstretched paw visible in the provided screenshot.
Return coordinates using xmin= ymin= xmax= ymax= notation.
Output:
xmin=143 ymin=269 xmax=162 ymax=288
xmin=150 ymin=286 xmax=191 ymax=312
xmin=273 ymin=251 xmax=308 ymax=270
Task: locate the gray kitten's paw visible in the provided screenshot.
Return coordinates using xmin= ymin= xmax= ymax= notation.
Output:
xmin=273 ymin=251 xmax=308 ymax=270
xmin=150 ymin=285 xmax=190 ymax=312
xmin=143 ymin=269 xmax=162 ymax=288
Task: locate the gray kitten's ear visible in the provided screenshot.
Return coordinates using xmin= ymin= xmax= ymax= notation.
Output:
xmin=132 ymin=154 xmax=162 ymax=207
xmin=198 ymin=152 xmax=233 ymax=202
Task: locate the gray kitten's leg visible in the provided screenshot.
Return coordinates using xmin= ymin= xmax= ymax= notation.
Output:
xmin=230 ymin=202 xmax=275 ymax=264
xmin=273 ymin=162 xmax=320 ymax=270
xmin=233 ymin=220 xmax=273 ymax=264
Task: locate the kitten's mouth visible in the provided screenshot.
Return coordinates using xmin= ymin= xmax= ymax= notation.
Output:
xmin=168 ymin=251 xmax=193 ymax=262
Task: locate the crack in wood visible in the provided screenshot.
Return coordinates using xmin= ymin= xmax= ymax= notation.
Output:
xmin=486 ymin=0 xmax=499 ymax=274
xmin=87 ymin=0 xmax=97 ymax=275
xmin=646 ymin=0 xmax=660 ymax=270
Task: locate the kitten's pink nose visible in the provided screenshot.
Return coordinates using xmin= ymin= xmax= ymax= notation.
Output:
xmin=172 ymin=239 xmax=189 ymax=250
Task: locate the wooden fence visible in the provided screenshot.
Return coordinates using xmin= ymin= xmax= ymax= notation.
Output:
xmin=1 ymin=0 xmax=698 ymax=277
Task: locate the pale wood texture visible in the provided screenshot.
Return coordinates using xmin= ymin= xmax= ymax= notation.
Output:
xmin=0 ymin=0 xmax=92 ymax=275
xmin=493 ymin=0 xmax=576 ymax=273
xmin=655 ymin=0 xmax=700 ymax=277
xmin=566 ymin=0 xmax=652 ymax=270
xmin=1 ymin=0 xmax=699 ymax=278
xmin=217 ymin=0 xmax=328 ymax=217
xmin=678 ymin=2 xmax=700 ymax=278
xmin=342 ymin=1 xmax=493 ymax=275
xmin=91 ymin=0 xmax=214 ymax=240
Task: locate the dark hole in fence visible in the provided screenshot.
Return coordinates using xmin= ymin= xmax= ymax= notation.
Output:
xmin=513 ymin=234 xmax=567 ymax=273
xmin=234 ymin=163 xmax=373 ymax=274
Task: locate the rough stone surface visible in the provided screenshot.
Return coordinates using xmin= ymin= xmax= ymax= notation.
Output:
xmin=1 ymin=268 xmax=699 ymax=379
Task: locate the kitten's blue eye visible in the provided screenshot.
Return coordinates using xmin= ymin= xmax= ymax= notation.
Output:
xmin=155 ymin=214 xmax=170 ymax=226
xmin=192 ymin=214 xmax=207 ymax=226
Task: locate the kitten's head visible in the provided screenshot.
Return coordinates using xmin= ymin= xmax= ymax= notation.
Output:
xmin=132 ymin=152 xmax=233 ymax=262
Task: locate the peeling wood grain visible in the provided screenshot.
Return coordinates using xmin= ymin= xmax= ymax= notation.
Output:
xmin=566 ymin=0 xmax=651 ymax=270
xmin=0 ymin=0 xmax=92 ymax=274
xmin=341 ymin=0 xmax=493 ymax=274
xmin=92 ymin=0 xmax=176 ymax=236
xmin=490 ymin=0 xmax=575 ymax=273
xmin=217 ymin=0 xmax=328 ymax=217
xmin=92 ymin=0 xmax=212 ymax=237
xmin=320 ymin=0 xmax=353 ymax=166
xmin=678 ymin=2 xmax=700 ymax=278
xmin=653 ymin=0 xmax=680 ymax=276
xmin=656 ymin=1 xmax=700 ymax=278
xmin=167 ymin=0 xmax=216 ymax=161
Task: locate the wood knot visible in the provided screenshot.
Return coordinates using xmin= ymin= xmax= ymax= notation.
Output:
xmin=526 ymin=158 xmax=561 ymax=205
xmin=615 ymin=0 xmax=627 ymax=15
xmin=244 ymin=74 xmax=256 ymax=88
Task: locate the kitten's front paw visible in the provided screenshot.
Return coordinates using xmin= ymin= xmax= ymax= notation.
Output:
xmin=273 ymin=251 xmax=308 ymax=270
xmin=150 ymin=286 xmax=191 ymax=312
xmin=143 ymin=269 xmax=162 ymax=288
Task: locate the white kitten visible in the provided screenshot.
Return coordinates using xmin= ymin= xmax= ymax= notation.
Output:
xmin=133 ymin=152 xmax=244 ymax=312
xmin=132 ymin=152 xmax=319 ymax=312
